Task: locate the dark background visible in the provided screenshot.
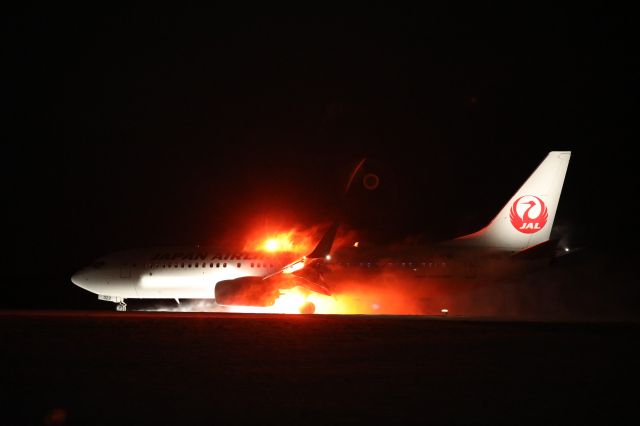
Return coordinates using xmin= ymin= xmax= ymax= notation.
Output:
xmin=4 ymin=6 xmax=637 ymax=308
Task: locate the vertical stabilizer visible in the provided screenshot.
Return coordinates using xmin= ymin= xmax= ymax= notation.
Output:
xmin=455 ymin=151 xmax=571 ymax=252
xmin=307 ymin=222 xmax=339 ymax=259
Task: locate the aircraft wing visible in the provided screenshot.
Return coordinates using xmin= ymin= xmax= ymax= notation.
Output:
xmin=262 ymin=221 xmax=338 ymax=295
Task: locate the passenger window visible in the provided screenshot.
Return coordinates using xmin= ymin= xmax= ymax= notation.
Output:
xmin=223 ymin=263 xmax=227 ymax=268
xmin=216 ymin=263 xmax=220 ymax=268
xmin=237 ymin=263 xmax=241 ymax=268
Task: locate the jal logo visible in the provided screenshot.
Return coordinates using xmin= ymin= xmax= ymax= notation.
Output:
xmin=509 ymin=195 xmax=548 ymax=234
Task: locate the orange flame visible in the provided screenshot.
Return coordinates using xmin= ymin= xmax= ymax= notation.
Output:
xmin=259 ymin=232 xmax=298 ymax=253
xmin=272 ymin=287 xmax=313 ymax=313
xmin=245 ymin=226 xmax=324 ymax=255
xmin=239 ymin=219 xmax=360 ymax=256
xmin=269 ymin=281 xmax=425 ymax=315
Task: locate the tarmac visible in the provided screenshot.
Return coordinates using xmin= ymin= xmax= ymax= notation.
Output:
xmin=2 ymin=311 xmax=639 ymax=425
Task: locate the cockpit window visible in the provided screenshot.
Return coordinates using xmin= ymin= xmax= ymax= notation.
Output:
xmin=91 ymin=260 xmax=106 ymax=269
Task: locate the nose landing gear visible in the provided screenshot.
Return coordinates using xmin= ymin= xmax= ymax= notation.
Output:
xmin=98 ymin=295 xmax=127 ymax=312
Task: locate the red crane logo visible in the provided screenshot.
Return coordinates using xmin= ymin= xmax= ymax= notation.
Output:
xmin=509 ymin=195 xmax=548 ymax=234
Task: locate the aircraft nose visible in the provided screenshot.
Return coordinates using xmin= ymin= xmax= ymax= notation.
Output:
xmin=71 ymin=268 xmax=108 ymax=296
xmin=71 ymin=270 xmax=88 ymax=289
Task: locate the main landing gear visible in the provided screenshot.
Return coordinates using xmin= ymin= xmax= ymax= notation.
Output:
xmin=299 ymin=301 xmax=316 ymax=314
xmin=116 ymin=301 xmax=127 ymax=312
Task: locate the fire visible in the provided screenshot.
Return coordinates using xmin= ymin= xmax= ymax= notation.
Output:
xmin=241 ymin=221 xmax=358 ymax=256
xmin=264 ymin=238 xmax=282 ymax=252
xmin=272 ymin=287 xmax=339 ymax=314
xmin=223 ymin=279 xmax=428 ymax=315
xmin=247 ymin=228 xmax=320 ymax=255
xmin=268 ymin=285 xmax=394 ymax=315
xmin=272 ymin=287 xmax=310 ymax=313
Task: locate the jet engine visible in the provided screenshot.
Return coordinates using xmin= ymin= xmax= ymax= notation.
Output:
xmin=214 ymin=276 xmax=280 ymax=307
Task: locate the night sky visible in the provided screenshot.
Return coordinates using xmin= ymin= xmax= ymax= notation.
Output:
xmin=5 ymin=7 xmax=638 ymax=308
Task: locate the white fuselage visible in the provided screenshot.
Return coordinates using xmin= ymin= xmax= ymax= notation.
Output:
xmin=71 ymin=243 xmax=550 ymax=303
xmin=71 ymin=248 xmax=294 ymax=299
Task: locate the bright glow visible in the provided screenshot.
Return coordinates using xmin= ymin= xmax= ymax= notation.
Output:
xmin=325 ymin=254 xmax=331 ymax=260
xmin=441 ymin=308 xmax=449 ymax=315
xmin=272 ymin=287 xmax=308 ymax=313
xmin=262 ymin=286 xmax=338 ymax=314
xmin=150 ymin=279 xmax=426 ymax=315
xmin=261 ymin=234 xmax=294 ymax=252
xmin=354 ymin=241 xmax=359 ymax=247
xmin=244 ymin=223 xmax=356 ymax=256
xmin=251 ymin=229 xmax=316 ymax=254
xmin=565 ymin=247 xmax=569 ymax=252
xmin=265 ymin=239 xmax=280 ymax=252
xmin=214 ymin=287 xmax=338 ymax=315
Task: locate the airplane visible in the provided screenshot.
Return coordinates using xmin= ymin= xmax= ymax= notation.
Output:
xmin=329 ymin=151 xmax=572 ymax=284
xmin=71 ymin=151 xmax=571 ymax=313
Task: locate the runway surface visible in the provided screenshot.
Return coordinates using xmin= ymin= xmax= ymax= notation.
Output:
xmin=2 ymin=311 xmax=639 ymax=425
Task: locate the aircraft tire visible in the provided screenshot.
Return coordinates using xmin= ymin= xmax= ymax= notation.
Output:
xmin=299 ymin=301 xmax=316 ymax=314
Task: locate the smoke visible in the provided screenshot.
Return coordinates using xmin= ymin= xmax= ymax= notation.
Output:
xmin=139 ymin=299 xmax=291 ymax=314
xmin=138 ymin=219 xmax=640 ymax=321
xmin=318 ymin=267 xmax=442 ymax=315
xmin=325 ymin=248 xmax=639 ymax=320
xmin=137 ymin=251 xmax=640 ymax=320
